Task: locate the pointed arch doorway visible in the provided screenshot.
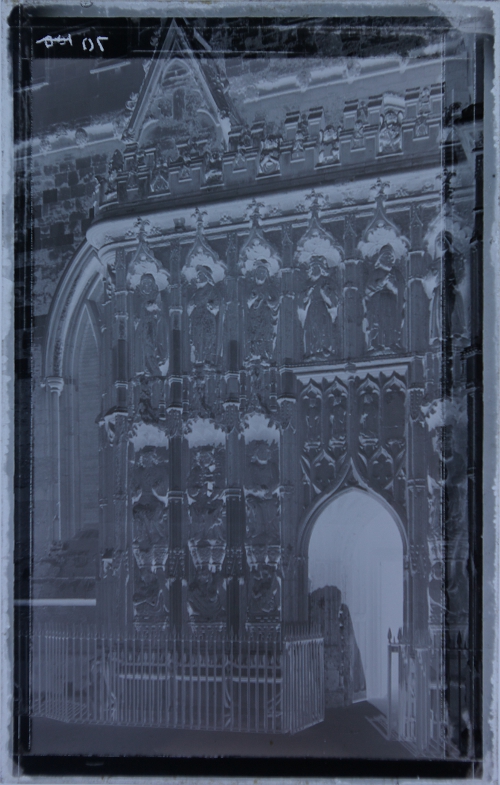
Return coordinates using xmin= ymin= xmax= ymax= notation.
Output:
xmin=308 ymin=489 xmax=404 ymax=704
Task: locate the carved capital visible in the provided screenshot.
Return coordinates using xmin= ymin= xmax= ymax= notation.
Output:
xmin=409 ymin=387 xmax=424 ymax=421
xmin=46 ymin=376 xmax=64 ymax=395
xmin=225 ymin=547 xmax=244 ymax=576
xmin=167 ymin=547 xmax=186 ymax=579
xmin=278 ymin=396 xmax=296 ymax=432
xmin=220 ymin=402 xmax=241 ymax=434
xmin=166 ymin=407 xmax=183 ymax=437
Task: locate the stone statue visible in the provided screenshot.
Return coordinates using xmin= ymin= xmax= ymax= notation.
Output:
xmin=364 ymin=245 xmax=404 ymax=351
xmin=189 ymin=266 xmax=219 ymax=365
xmin=359 ymin=388 xmax=379 ymax=441
xmin=249 ymin=565 xmax=280 ymax=616
xmin=138 ymin=273 xmax=163 ymax=375
xmin=305 ymin=392 xmax=322 ymax=445
xmin=318 ymin=125 xmax=340 ymax=164
xmin=303 ymin=258 xmax=338 ymax=358
xmin=259 ymin=135 xmax=281 ymax=175
xmin=188 ymin=566 xmax=224 ymax=621
xmin=245 ymin=262 xmax=279 ymax=362
xmin=246 ymin=494 xmax=280 ymax=545
xmin=378 ymin=108 xmax=403 ymax=154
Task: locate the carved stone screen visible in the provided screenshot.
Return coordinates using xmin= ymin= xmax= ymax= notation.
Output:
xmin=11 ymin=9 xmax=492 ymax=775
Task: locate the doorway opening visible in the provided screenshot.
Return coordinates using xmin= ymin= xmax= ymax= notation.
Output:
xmin=308 ymin=489 xmax=404 ymax=706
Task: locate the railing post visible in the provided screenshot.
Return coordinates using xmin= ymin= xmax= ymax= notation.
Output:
xmin=387 ymin=629 xmax=392 ymax=740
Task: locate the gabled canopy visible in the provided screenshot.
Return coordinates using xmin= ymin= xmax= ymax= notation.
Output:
xmin=124 ymin=19 xmax=241 ymax=150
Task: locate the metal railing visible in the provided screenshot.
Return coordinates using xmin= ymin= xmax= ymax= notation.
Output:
xmin=31 ymin=625 xmax=324 ymax=735
xmin=386 ymin=630 xmax=470 ymax=758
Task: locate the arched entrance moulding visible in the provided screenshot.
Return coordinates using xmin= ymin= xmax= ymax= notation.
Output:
xmin=295 ymin=462 xmax=409 ymax=630
xmin=42 ymin=241 xmax=104 ymax=543
xmin=43 ymin=242 xmax=104 ymax=379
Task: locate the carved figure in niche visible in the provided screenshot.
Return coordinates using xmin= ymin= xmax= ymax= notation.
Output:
xmin=103 ymin=149 xmax=124 ymax=197
xmin=328 ymin=386 xmax=348 ymax=445
xmin=138 ymin=273 xmax=163 ymax=375
xmin=352 ymin=119 xmax=365 ymax=149
xmin=132 ymin=498 xmax=166 ymax=551
xmin=132 ymin=446 xmax=168 ymax=526
xmin=178 ymin=153 xmax=192 ymax=180
xmin=418 ymin=86 xmax=431 ymax=116
xmin=247 ymin=441 xmax=279 ymax=492
xmin=359 ymin=387 xmax=379 ymax=441
xmin=136 ymin=445 xmax=165 ymax=473
xmin=304 ymin=392 xmax=322 ymax=446
xmin=414 ymin=88 xmax=431 ymax=138
xmin=427 ymin=232 xmax=467 ymax=344
xmin=378 ymin=107 xmax=404 ymax=154
xmin=318 ymin=125 xmax=341 ymax=164
xmin=259 ymin=135 xmax=281 ymax=175
xmin=246 ymin=262 xmax=279 ymax=362
xmin=352 ymin=102 xmax=368 ymax=150
xmin=303 ymin=257 xmax=338 ymax=359
xmin=247 ymin=365 xmax=271 ymax=414
xmin=233 ymin=127 xmax=252 ymax=169
xmin=190 ymin=373 xmax=210 ymax=418
xmin=358 ymin=101 xmax=369 ymax=125
xmin=187 ymin=447 xmax=224 ymax=540
xmin=444 ymin=236 xmax=467 ymax=342
xmin=414 ymin=113 xmax=429 ymax=138
xmin=189 ymin=266 xmax=219 ymax=365
xmin=246 ymin=495 xmax=280 ymax=545
xmin=249 ymin=565 xmax=280 ymax=615
xmin=383 ymin=381 xmax=405 ymax=446
xmin=425 ymin=255 xmax=442 ymax=344
xmin=151 ymin=148 xmax=169 ymax=193
xmin=364 ymin=245 xmax=404 ymax=351
xmin=188 ymin=567 xmax=224 ymax=621
xmin=233 ymin=147 xmax=247 ymax=170
xmin=136 ymin=376 xmax=157 ymax=424
xmin=204 ymin=149 xmax=223 ymax=185
xmin=292 ymin=114 xmax=309 ymax=159
xmin=133 ymin=564 xmax=167 ymax=614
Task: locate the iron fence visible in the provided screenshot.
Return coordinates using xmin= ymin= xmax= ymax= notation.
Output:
xmin=386 ymin=631 xmax=472 ymax=757
xmin=31 ymin=625 xmax=324 ymax=735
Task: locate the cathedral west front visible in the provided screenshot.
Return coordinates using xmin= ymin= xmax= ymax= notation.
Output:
xmin=15 ymin=16 xmax=486 ymax=758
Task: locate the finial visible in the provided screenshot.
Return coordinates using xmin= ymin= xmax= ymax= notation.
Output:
xmin=247 ymin=198 xmax=265 ymax=227
xmin=306 ymin=189 xmax=325 ymax=219
xmin=371 ymin=178 xmax=390 ymax=200
xmin=192 ymin=207 xmax=208 ymax=234
xmin=134 ymin=217 xmax=150 ymax=243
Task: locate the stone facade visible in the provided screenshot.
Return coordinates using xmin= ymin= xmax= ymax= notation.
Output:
xmin=16 ymin=18 xmax=485 ymax=756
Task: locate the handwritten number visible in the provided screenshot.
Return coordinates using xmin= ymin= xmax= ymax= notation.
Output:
xmin=36 ymin=34 xmax=73 ymax=48
xmin=36 ymin=33 xmax=107 ymax=52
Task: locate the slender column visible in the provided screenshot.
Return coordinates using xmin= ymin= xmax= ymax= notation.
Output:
xmin=277 ymin=224 xmax=302 ymax=622
xmin=46 ymin=376 xmax=64 ymax=543
xmin=465 ymin=87 xmax=484 ymax=761
xmin=407 ymin=204 xmax=429 ymax=353
xmin=407 ymin=358 xmax=430 ymax=754
xmin=224 ymin=233 xmax=245 ymax=635
xmin=97 ymin=247 xmax=130 ymax=630
xmin=407 ymin=360 xmax=429 ymax=647
xmin=167 ymin=241 xmax=185 ymax=632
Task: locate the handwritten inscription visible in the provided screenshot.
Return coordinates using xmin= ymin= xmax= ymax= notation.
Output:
xmin=36 ymin=33 xmax=108 ymax=52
